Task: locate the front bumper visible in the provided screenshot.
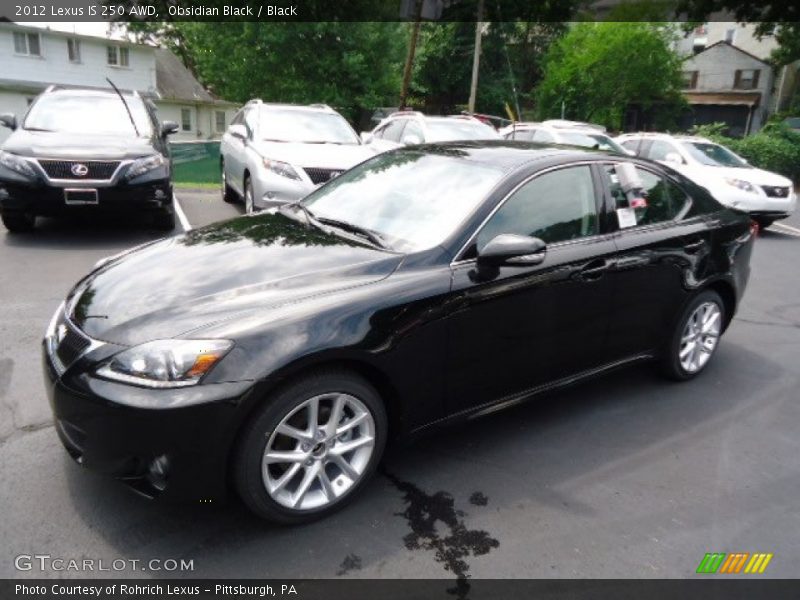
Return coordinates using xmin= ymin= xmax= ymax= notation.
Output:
xmin=716 ymin=188 xmax=797 ymax=217
xmin=0 ymin=178 xmax=173 ymax=217
xmin=252 ymin=170 xmax=314 ymax=209
xmin=43 ymin=341 xmax=254 ymax=502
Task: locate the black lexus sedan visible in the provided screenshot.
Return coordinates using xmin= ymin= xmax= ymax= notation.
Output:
xmin=0 ymin=86 xmax=178 ymax=232
xmin=43 ymin=142 xmax=755 ymax=523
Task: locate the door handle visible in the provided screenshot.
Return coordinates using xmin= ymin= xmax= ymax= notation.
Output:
xmin=684 ymin=239 xmax=706 ymax=254
xmin=579 ymin=259 xmax=610 ymax=281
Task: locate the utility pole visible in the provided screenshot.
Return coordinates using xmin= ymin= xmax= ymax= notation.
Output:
xmin=399 ymin=0 xmax=424 ymax=109
xmin=467 ymin=0 xmax=485 ymax=113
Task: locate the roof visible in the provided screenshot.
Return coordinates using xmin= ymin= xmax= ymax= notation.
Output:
xmin=154 ymin=48 xmax=235 ymax=106
xmin=689 ymin=40 xmax=771 ymax=66
xmin=395 ymin=140 xmax=611 ymax=172
xmin=684 ymin=91 xmax=761 ymax=106
xmin=0 ymin=22 xmax=141 ymax=48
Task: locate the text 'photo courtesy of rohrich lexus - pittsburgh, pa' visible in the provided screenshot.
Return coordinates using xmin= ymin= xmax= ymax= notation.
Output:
xmin=43 ymin=141 xmax=754 ymax=523
xmin=0 ymin=85 xmax=178 ymax=233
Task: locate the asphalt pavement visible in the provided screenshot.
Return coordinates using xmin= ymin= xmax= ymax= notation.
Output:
xmin=1 ymin=189 xmax=799 ymax=582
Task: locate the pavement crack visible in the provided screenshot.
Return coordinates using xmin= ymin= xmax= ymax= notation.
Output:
xmin=336 ymin=553 xmax=362 ymax=576
xmin=382 ymin=469 xmax=499 ymax=600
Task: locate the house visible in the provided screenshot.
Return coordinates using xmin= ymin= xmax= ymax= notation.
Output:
xmin=676 ymin=23 xmax=800 ymax=136
xmin=0 ymin=22 xmax=238 ymax=144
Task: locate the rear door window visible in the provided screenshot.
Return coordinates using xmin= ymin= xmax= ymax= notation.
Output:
xmin=382 ymin=119 xmax=407 ymax=142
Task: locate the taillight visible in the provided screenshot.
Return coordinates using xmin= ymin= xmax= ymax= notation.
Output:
xmin=750 ymin=220 xmax=759 ymax=237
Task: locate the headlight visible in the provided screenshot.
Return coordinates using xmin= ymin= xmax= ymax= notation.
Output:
xmin=724 ymin=178 xmax=757 ymax=194
xmin=0 ymin=150 xmax=36 ymax=178
xmin=126 ymin=154 xmax=166 ymax=180
xmin=96 ymin=339 xmax=233 ymax=388
xmin=262 ymin=157 xmax=300 ymax=180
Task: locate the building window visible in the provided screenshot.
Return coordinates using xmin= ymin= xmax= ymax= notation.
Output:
xmin=13 ymin=32 xmax=41 ymax=56
xmin=734 ymin=69 xmax=760 ymax=90
xmin=67 ymin=38 xmax=81 ymax=63
xmin=682 ymin=71 xmax=699 ymax=89
xmin=181 ymin=108 xmax=192 ymax=131
xmin=107 ymin=45 xmax=130 ymax=67
xmin=215 ymin=111 xmax=226 ymax=133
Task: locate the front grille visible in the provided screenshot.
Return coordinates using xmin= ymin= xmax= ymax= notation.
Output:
xmin=38 ymin=160 xmax=120 ymax=180
xmin=302 ymin=167 xmax=343 ymax=185
xmin=55 ymin=319 xmax=91 ymax=368
xmin=761 ymin=185 xmax=790 ymax=198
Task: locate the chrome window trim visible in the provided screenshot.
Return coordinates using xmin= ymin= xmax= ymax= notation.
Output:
xmin=450 ymin=160 xmax=604 ymax=267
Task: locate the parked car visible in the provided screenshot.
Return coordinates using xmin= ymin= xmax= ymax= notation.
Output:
xmin=219 ymin=100 xmax=372 ymax=213
xmin=500 ymin=120 xmax=630 ymax=154
xmin=44 ymin=141 xmax=754 ymax=523
xmin=616 ymin=132 xmax=797 ymax=229
xmin=0 ymin=86 xmax=178 ymax=233
xmin=361 ymin=111 xmax=499 ymax=153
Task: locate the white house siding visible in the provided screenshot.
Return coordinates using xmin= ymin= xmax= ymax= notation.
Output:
xmin=153 ymin=102 xmax=238 ymax=142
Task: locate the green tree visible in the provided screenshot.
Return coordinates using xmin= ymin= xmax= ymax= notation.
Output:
xmin=535 ymin=22 xmax=686 ymax=130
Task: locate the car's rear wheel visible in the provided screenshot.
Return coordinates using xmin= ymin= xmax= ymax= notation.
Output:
xmin=661 ymin=290 xmax=725 ymax=381
xmin=234 ymin=370 xmax=387 ymax=524
xmin=221 ymin=161 xmax=236 ymax=204
xmin=244 ymin=176 xmax=255 ymax=215
xmin=1 ymin=211 xmax=36 ymax=233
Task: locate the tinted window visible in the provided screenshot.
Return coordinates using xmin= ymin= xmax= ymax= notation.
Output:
xmin=504 ymin=129 xmax=535 ymax=141
xmin=603 ymin=165 xmax=687 ymax=226
xmin=476 ymin=166 xmax=597 ymax=251
xmin=382 ymin=119 xmax=407 ymax=142
xmin=425 ymin=119 xmax=499 ymax=142
xmin=680 ymin=141 xmax=749 ymax=168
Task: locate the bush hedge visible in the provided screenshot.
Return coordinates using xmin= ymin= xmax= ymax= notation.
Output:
xmin=689 ymin=122 xmax=800 ymax=182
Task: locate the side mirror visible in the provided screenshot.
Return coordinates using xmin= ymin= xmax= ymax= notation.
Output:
xmin=477 ymin=234 xmax=546 ymax=266
xmin=360 ymin=131 xmax=373 ymax=144
xmin=160 ymin=121 xmax=179 ymax=137
xmin=401 ymin=133 xmax=422 ymax=145
xmin=0 ymin=113 xmax=17 ymax=131
xmin=228 ymin=123 xmax=248 ymax=140
xmin=664 ymin=152 xmax=684 ymax=165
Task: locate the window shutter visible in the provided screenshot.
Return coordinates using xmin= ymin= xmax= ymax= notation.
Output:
xmin=752 ymin=70 xmax=760 ymax=89
xmin=733 ymin=70 xmax=741 ymax=89
xmin=691 ymin=71 xmax=698 ymax=88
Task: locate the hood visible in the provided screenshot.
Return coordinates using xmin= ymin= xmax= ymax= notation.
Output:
xmin=69 ymin=213 xmax=402 ymax=346
xmin=250 ymin=141 xmax=373 ymax=170
xmin=680 ymin=164 xmax=793 ymax=188
xmin=2 ymin=129 xmax=156 ymax=160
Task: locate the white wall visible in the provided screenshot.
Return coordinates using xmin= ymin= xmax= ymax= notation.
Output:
xmin=0 ymin=26 xmax=156 ymax=93
xmin=154 ymin=102 xmax=237 ymax=141
xmin=0 ymin=91 xmax=33 ymax=145
xmin=677 ymin=22 xmax=778 ymax=60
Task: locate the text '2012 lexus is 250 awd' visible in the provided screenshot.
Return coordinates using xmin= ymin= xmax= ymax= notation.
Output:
xmin=43 ymin=141 xmax=755 ymax=523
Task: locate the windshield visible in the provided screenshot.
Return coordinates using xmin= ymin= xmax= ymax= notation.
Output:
xmin=681 ymin=141 xmax=749 ymax=168
xmin=302 ymin=151 xmax=505 ymax=252
xmin=24 ymin=94 xmax=152 ymax=136
xmin=259 ymin=108 xmax=359 ymax=144
xmin=426 ymin=120 xmax=500 ymax=142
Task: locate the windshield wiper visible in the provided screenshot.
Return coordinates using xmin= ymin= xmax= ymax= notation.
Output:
xmin=24 ymin=127 xmax=54 ymax=132
xmin=316 ymin=217 xmax=389 ymax=249
xmin=278 ymin=201 xmax=319 ymax=228
xmin=106 ymin=77 xmax=140 ymax=137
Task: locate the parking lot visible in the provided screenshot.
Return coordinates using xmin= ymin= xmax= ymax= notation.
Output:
xmin=1 ymin=189 xmax=799 ymax=581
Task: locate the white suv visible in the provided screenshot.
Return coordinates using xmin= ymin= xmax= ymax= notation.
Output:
xmin=220 ymin=101 xmax=372 ymax=213
xmin=616 ymin=132 xmax=796 ymax=228
xmin=361 ymin=112 xmax=499 ymax=153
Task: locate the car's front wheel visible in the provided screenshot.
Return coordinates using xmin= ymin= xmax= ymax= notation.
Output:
xmin=662 ymin=290 xmax=725 ymax=380
xmin=1 ymin=211 xmax=36 ymax=233
xmin=234 ymin=370 xmax=387 ymax=524
xmin=221 ymin=160 xmax=236 ymax=204
xmin=244 ymin=176 xmax=255 ymax=215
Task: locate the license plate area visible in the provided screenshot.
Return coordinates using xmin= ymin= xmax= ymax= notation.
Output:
xmin=64 ymin=188 xmax=99 ymax=205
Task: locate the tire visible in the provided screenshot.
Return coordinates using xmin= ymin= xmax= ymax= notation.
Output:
xmin=661 ymin=290 xmax=725 ymax=381
xmin=244 ymin=175 xmax=256 ymax=215
xmin=234 ymin=369 xmax=387 ymax=524
xmin=221 ymin=160 xmax=236 ymax=203
xmin=755 ymin=217 xmax=774 ymax=230
xmin=152 ymin=209 xmax=176 ymax=232
xmin=1 ymin=211 xmax=36 ymax=233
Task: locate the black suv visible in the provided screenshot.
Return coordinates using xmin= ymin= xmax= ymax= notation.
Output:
xmin=0 ymin=86 xmax=178 ymax=232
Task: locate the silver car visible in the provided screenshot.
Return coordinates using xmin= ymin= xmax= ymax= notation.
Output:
xmin=220 ymin=101 xmax=372 ymax=213
xmin=361 ymin=112 xmax=499 ymax=154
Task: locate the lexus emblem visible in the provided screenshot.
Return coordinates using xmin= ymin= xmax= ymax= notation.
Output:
xmin=71 ymin=163 xmax=89 ymax=177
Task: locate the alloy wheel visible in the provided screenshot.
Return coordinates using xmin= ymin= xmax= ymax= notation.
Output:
xmin=261 ymin=392 xmax=375 ymax=511
xmin=245 ymin=181 xmax=254 ymax=214
xmin=679 ymin=301 xmax=721 ymax=373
